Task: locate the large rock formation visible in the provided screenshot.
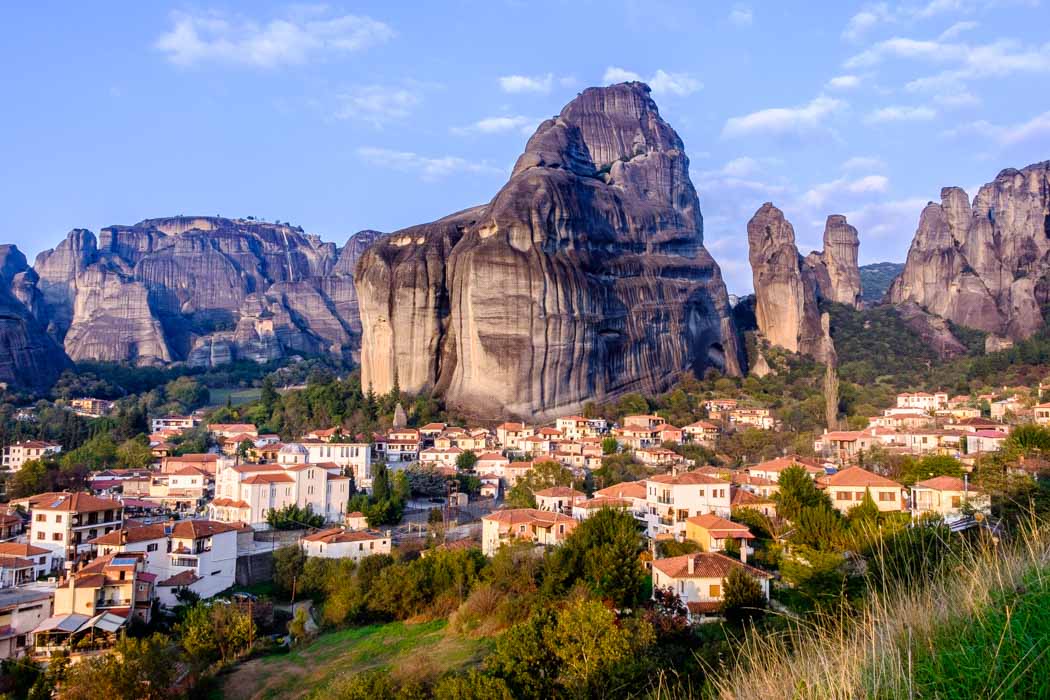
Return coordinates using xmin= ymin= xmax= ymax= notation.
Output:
xmin=804 ymin=215 xmax=862 ymax=308
xmin=0 ymin=245 xmax=68 ymax=387
xmin=888 ymin=161 xmax=1050 ymax=340
xmin=747 ymin=203 xmax=831 ymax=363
xmin=355 ymin=82 xmax=743 ymax=418
xmin=33 ymin=218 xmax=383 ymax=368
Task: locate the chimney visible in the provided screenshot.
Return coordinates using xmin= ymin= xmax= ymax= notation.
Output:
xmin=740 ymin=539 xmax=748 ymax=563
xmin=687 ymin=555 xmax=695 ymax=575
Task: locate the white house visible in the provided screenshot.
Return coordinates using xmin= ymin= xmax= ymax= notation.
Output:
xmin=0 ymin=542 xmax=55 ymax=579
xmin=481 ymin=509 xmax=577 ymax=556
xmin=0 ymin=587 xmax=53 ymax=659
xmin=91 ymin=520 xmax=240 ymax=608
xmin=534 ymin=487 xmax=585 ymax=514
xmin=644 ymin=471 xmax=732 ymax=540
xmin=300 ymin=528 xmax=391 ymax=560
xmin=16 ymin=492 xmax=123 ymax=564
xmin=651 ymin=552 xmax=771 ymax=621
xmin=911 ymin=476 xmax=988 ymax=518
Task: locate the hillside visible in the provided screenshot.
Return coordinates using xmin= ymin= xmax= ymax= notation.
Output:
xmin=858 ymin=262 xmax=904 ymax=305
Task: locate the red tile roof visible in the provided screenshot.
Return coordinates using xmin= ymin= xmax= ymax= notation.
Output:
xmin=825 ymin=467 xmax=903 ymax=489
xmin=22 ymin=492 xmax=122 ymax=513
xmin=686 ymin=514 xmax=754 ymax=539
xmin=652 ymin=551 xmax=772 ymax=580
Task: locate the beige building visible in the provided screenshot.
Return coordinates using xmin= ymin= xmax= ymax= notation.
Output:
xmin=911 ymin=476 xmax=988 ymax=518
xmin=2 ymin=441 xmax=62 ymax=472
xmin=481 ymin=509 xmax=577 ymax=556
xmin=534 ymin=486 xmax=585 ymax=514
xmin=824 ymin=467 xmax=904 ymax=513
xmin=300 ymin=528 xmax=391 ymax=560
xmin=0 ymin=587 xmax=52 ymax=659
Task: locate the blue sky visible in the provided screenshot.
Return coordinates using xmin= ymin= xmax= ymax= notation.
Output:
xmin=2 ymin=1 xmax=1048 ymax=294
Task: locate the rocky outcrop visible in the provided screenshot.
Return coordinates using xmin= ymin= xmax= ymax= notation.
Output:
xmin=0 ymin=246 xmax=68 ymax=387
xmin=888 ymin=161 xmax=1050 ymax=340
xmin=802 ymin=215 xmax=862 ymax=308
xmin=356 ymin=82 xmax=743 ymax=418
xmin=895 ymin=302 xmax=968 ymax=358
xmin=747 ymin=203 xmax=831 ymax=363
xmin=33 ymin=217 xmax=383 ymax=368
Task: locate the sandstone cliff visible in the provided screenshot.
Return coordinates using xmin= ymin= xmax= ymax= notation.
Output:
xmin=33 ymin=218 xmax=382 ymax=368
xmin=356 ymin=82 xmax=743 ymax=418
xmin=888 ymin=161 xmax=1050 ymax=340
xmin=747 ymin=203 xmax=831 ymax=363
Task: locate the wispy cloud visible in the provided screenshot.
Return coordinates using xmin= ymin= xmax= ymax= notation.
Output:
xmin=842 ymin=156 xmax=887 ymax=171
xmin=333 ymin=85 xmax=420 ymax=126
xmin=842 ymin=3 xmax=894 ymax=42
xmin=603 ymin=67 xmax=702 ymax=96
xmin=938 ymin=20 xmax=978 ymax=39
xmin=729 ymin=5 xmax=753 ymax=27
xmin=826 ymin=74 xmax=862 ymax=90
xmin=498 ymin=73 xmax=554 ymax=94
xmin=155 ymin=9 xmax=394 ymax=67
xmin=801 ymin=174 xmax=890 ymax=208
xmin=865 ymin=105 xmax=937 ymax=123
xmin=951 ymin=109 xmax=1050 ymax=146
xmin=845 ymin=197 xmax=929 ymax=245
xmin=452 ymin=115 xmax=541 ymax=136
xmin=357 ymin=147 xmax=503 ymax=181
xmin=722 ymin=96 xmax=845 ymax=138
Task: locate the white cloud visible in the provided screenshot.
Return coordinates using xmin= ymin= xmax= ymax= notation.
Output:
xmin=729 ymin=6 xmax=753 ymax=26
xmin=452 ymin=115 xmax=541 ymax=135
xmin=842 ymin=4 xmax=894 ymax=42
xmin=845 ymin=35 xmax=1050 ymax=83
xmin=844 ymin=197 xmax=929 ymax=245
xmin=648 ymin=69 xmax=703 ymax=96
xmin=722 ymin=96 xmax=845 ymax=138
xmin=603 ymin=67 xmax=702 ymax=96
xmin=334 ymin=86 xmax=420 ymax=126
xmin=842 ymin=156 xmax=887 ymax=171
xmin=498 ymin=73 xmax=554 ymax=94
xmin=155 ymin=9 xmax=394 ymax=67
xmin=357 ymin=147 xmax=503 ymax=181
xmin=603 ymin=66 xmax=643 ymax=83
xmin=826 ymin=74 xmax=862 ymax=90
xmin=801 ymin=174 xmax=890 ymax=208
xmin=953 ymin=110 xmax=1050 ymax=146
xmin=865 ymin=106 xmax=937 ymax=123
xmin=938 ymin=20 xmax=978 ymax=39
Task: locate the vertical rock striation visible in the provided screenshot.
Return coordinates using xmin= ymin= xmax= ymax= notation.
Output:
xmin=355 ymin=82 xmax=743 ymax=418
xmin=888 ymin=161 xmax=1050 ymax=341
xmin=0 ymin=245 xmax=68 ymax=387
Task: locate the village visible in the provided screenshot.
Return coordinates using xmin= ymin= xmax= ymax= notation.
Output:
xmin=0 ymin=378 xmax=1044 ymax=670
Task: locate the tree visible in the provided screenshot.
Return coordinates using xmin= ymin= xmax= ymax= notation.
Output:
xmin=7 ymin=460 xmax=52 ymax=499
xmin=1005 ymin=423 xmax=1050 ymax=452
xmin=273 ymin=545 xmax=306 ymax=598
xmin=237 ymin=439 xmax=254 ymax=459
xmin=433 ymin=670 xmax=513 ymax=700
xmin=116 ymin=437 xmax=153 ymax=469
xmin=288 ymin=607 xmax=312 ymax=644
xmin=265 ymin=504 xmax=324 ymax=530
xmin=371 ymin=462 xmax=392 ymax=502
xmin=898 ymin=455 xmax=963 ymax=487
xmin=601 ymin=437 xmax=619 ymax=455
xmin=506 ymin=461 xmax=573 ymax=508
xmin=645 ymin=587 xmax=690 ymax=639
xmin=260 ymin=375 xmax=279 ymax=413
xmin=793 ymin=504 xmax=846 ymax=550
xmin=720 ymin=567 xmax=767 ymax=624
xmin=61 ymin=633 xmax=174 ymax=700
xmin=545 ymin=508 xmax=646 ymax=609
xmin=780 ymin=545 xmax=851 ymax=610
xmin=456 ymin=450 xmax=478 ymax=472
xmin=774 ymin=465 xmax=831 ymax=521
xmin=846 ymin=489 xmax=880 ymax=528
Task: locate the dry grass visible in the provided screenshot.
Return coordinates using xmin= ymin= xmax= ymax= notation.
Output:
xmin=708 ymin=521 xmax=1050 ymax=700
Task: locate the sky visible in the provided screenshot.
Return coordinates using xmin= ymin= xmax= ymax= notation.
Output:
xmin=2 ymin=1 xmax=1049 ymax=294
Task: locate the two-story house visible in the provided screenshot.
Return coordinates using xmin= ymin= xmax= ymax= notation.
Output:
xmin=16 ymin=493 xmax=123 ymax=565
xmin=481 ymin=509 xmax=577 ymax=556
xmin=651 ymin=552 xmax=771 ymax=621
xmin=645 ymin=471 xmax=732 ymax=540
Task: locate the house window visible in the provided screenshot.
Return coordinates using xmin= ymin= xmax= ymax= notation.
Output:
xmin=36 ymin=532 xmax=44 ymax=540
xmin=709 ymin=584 xmax=720 ymax=598
xmin=878 ymin=492 xmax=895 ymax=502
xmin=52 ymin=533 xmax=61 ymax=541
xmin=55 ymin=515 xmax=63 ymax=523
xmin=147 ymin=543 xmax=158 ymax=552
xmin=35 ymin=514 xmax=45 ymax=522
xmin=951 ymin=495 xmax=961 ymax=507
xmin=835 ymin=492 xmax=850 ymax=501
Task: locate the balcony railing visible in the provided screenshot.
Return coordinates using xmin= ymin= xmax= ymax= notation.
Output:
xmin=657 ymin=496 xmax=673 ymax=505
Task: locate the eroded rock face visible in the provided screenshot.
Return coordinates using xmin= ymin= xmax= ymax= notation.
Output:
xmin=747 ymin=203 xmax=831 ymax=363
xmin=33 ymin=218 xmax=382 ymax=368
xmin=888 ymin=161 xmax=1050 ymax=340
xmin=356 ymin=82 xmax=743 ymax=418
xmin=0 ymin=245 xmax=68 ymax=387
xmin=802 ymin=215 xmax=862 ymax=308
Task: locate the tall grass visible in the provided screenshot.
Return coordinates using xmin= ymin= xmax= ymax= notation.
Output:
xmin=707 ymin=520 xmax=1050 ymax=699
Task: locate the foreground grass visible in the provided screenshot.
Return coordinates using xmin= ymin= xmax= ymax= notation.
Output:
xmin=709 ymin=524 xmax=1050 ymax=699
xmin=218 ymin=620 xmax=492 ymax=700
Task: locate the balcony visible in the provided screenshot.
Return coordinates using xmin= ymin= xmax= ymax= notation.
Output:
xmin=657 ymin=496 xmax=673 ymax=505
